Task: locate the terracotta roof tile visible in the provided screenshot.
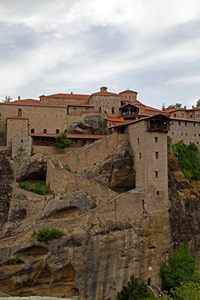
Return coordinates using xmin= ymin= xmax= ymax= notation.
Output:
xmin=90 ymin=91 xmax=120 ymax=97
xmin=45 ymin=93 xmax=90 ymax=100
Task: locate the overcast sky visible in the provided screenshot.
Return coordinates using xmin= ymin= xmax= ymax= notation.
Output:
xmin=0 ymin=0 xmax=200 ymax=108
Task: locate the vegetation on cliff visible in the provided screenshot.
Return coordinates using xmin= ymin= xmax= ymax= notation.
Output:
xmin=53 ymin=132 xmax=72 ymax=149
xmin=118 ymin=245 xmax=200 ymax=300
xmin=160 ymin=245 xmax=198 ymax=291
xmin=19 ymin=181 xmax=52 ymax=195
xmin=172 ymin=141 xmax=200 ymax=180
xmin=36 ymin=228 xmax=64 ymax=243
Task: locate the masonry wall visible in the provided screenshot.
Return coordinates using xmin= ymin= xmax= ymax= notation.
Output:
xmin=89 ymin=95 xmax=121 ymax=116
xmin=56 ymin=133 xmax=128 ymax=173
xmin=128 ymin=121 xmax=169 ymax=212
xmin=40 ymin=97 xmax=88 ymax=106
xmin=68 ymin=106 xmax=94 ymax=115
xmin=169 ymin=119 xmax=200 ymax=146
xmin=7 ymin=119 xmax=29 ymax=147
xmin=0 ymin=104 xmax=100 ymax=136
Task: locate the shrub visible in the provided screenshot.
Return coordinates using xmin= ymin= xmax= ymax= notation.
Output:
xmin=172 ymin=141 xmax=200 ymax=180
xmin=36 ymin=228 xmax=64 ymax=243
xmin=53 ymin=133 xmax=72 ymax=149
xmin=19 ymin=181 xmax=52 ymax=195
xmin=117 ymin=274 xmax=150 ymax=300
xmin=172 ymin=281 xmax=200 ymax=300
xmin=160 ymin=245 xmax=197 ymax=292
xmin=8 ymin=256 xmax=23 ymax=265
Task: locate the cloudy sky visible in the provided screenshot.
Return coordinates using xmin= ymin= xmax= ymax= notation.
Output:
xmin=0 ymin=0 xmax=200 ymax=108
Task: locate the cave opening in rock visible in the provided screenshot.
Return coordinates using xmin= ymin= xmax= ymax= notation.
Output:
xmin=48 ymin=206 xmax=80 ymax=220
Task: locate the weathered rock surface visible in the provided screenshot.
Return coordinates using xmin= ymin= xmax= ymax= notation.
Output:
xmin=86 ymin=143 xmax=135 ymax=192
xmin=168 ymin=152 xmax=200 ymax=264
xmin=68 ymin=115 xmax=107 ymax=135
xmin=16 ymin=153 xmax=48 ymax=181
xmin=0 ymin=148 xmax=13 ymax=226
xmin=0 ymin=145 xmax=200 ymax=300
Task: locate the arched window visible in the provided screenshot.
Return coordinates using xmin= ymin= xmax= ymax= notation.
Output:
xmin=43 ymin=129 xmax=47 ymax=133
xmin=31 ymin=128 xmax=35 ymax=133
xmin=56 ymin=129 xmax=60 ymax=134
xmin=18 ymin=108 xmax=22 ymax=117
xmin=112 ymin=107 xmax=115 ymax=114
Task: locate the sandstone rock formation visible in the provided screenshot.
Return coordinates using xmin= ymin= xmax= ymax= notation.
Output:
xmin=1 ymin=144 xmax=199 ymax=300
xmin=68 ymin=115 xmax=107 ymax=135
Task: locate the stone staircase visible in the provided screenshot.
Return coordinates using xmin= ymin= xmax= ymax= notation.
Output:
xmin=0 ymin=147 xmax=13 ymax=226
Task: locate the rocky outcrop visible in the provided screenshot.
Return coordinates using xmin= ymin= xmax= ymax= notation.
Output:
xmin=0 ymin=148 xmax=13 ymax=227
xmin=86 ymin=143 xmax=135 ymax=192
xmin=68 ymin=115 xmax=107 ymax=135
xmin=168 ymin=151 xmax=200 ymax=259
xmin=16 ymin=153 xmax=48 ymax=181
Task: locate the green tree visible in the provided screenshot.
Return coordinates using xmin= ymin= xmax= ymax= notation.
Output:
xmin=174 ymin=103 xmax=182 ymax=108
xmin=172 ymin=141 xmax=200 ymax=181
xmin=117 ymin=274 xmax=150 ymax=300
xmin=172 ymin=281 xmax=200 ymax=300
xmin=160 ymin=245 xmax=197 ymax=292
xmin=53 ymin=132 xmax=72 ymax=149
xmin=4 ymin=95 xmax=12 ymax=102
xmin=196 ymin=99 xmax=200 ymax=107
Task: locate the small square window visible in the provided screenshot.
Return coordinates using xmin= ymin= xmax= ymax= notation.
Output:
xmin=155 ymin=152 xmax=159 ymax=159
xmin=139 ymin=153 xmax=142 ymax=159
xmin=155 ymin=171 xmax=158 ymax=178
xmin=157 ymin=191 xmax=160 ymax=196
xmin=155 ymin=137 xmax=158 ymax=143
xmin=137 ymin=138 xmax=139 ymax=144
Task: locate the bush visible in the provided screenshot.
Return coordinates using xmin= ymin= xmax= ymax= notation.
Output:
xmin=36 ymin=228 xmax=64 ymax=243
xmin=160 ymin=245 xmax=197 ymax=292
xmin=172 ymin=281 xmax=200 ymax=300
xmin=117 ymin=274 xmax=150 ymax=300
xmin=53 ymin=133 xmax=72 ymax=149
xmin=8 ymin=256 xmax=23 ymax=265
xmin=19 ymin=181 xmax=52 ymax=195
xmin=172 ymin=141 xmax=200 ymax=180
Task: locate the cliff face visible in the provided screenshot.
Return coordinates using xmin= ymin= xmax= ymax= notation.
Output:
xmin=0 ymin=148 xmax=13 ymax=228
xmin=0 ymin=142 xmax=171 ymax=300
xmin=168 ymin=151 xmax=200 ymax=267
xmin=1 ymin=141 xmax=200 ymax=299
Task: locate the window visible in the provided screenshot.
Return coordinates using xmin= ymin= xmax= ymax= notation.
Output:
xmin=157 ymin=191 xmax=160 ymax=196
xmin=99 ymin=107 xmax=102 ymax=113
xmin=18 ymin=108 xmax=22 ymax=117
xmin=139 ymin=153 xmax=142 ymax=159
xmin=185 ymin=121 xmax=187 ymax=126
xmin=155 ymin=152 xmax=159 ymax=159
xmin=43 ymin=129 xmax=47 ymax=133
xmin=155 ymin=137 xmax=158 ymax=143
xmin=172 ymin=132 xmax=174 ymax=135
xmin=179 ymin=121 xmax=181 ymax=125
xmin=174 ymin=113 xmax=176 ymax=117
xmin=194 ymin=123 xmax=196 ymax=127
xmin=190 ymin=114 xmax=193 ymax=118
xmin=56 ymin=129 xmax=60 ymax=134
xmin=112 ymin=107 xmax=115 ymax=114
xmin=155 ymin=171 xmax=158 ymax=178
xmin=186 ymin=133 xmax=187 ymax=136
xmin=31 ymin=128 xmax=35 ymax=133
xmin=137 ymin=138 xmax=139 ymax=144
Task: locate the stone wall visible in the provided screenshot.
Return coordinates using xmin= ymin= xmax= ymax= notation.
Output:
xmin=89 ymin=95 xmax=121 ymax=116
xmin=56 ymin=133 xmax=128 ymax=173
xmin=169 ymin=118 xmax=200 ymax=147
xmin=46 ymin=159 xmax=116 ymax=205
xmin=7 ymin=118 xmax=29 ymax=147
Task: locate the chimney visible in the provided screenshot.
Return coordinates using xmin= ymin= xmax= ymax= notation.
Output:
xmin=100 ymin=86 xmax=108 ymax=92
xmin=18 ymin=96 xmax=20 ymax=100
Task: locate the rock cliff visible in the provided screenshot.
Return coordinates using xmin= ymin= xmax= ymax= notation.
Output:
xmin=1 ymin=146 xmax=199 ymax=299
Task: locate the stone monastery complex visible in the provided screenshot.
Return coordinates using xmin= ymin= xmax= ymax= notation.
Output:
xmin=1 ymin=87 xmax=200 ymax=298
xmin=1 ymin=86 xmax=200 ymax=150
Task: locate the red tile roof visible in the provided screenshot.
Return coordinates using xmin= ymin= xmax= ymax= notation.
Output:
xmin=90 ymin=91 xmax=121 ymax=97
xmin=105 ymin=116 xmax=125 ymax=122
xmin=45 ymin=93 xmax=90 ymax=100
xmin=0 ymin=100 xmax=67 ymax=108
xmin=119 ymin=90 xmax=138 ymax=94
